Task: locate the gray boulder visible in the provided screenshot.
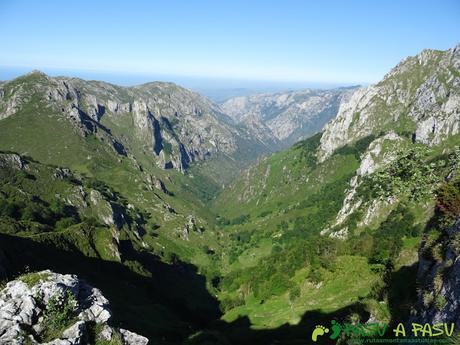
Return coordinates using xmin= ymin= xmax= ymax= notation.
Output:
xmin=0 ymin=270 xmax=148 ymax=345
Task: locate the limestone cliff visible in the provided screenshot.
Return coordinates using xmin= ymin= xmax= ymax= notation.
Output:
xmin=0 ymin=270 xmax=149 ymax=345
xmin=0 ymin=72 xmax=267 ymax=172
xmin=319 ymin=44 xmax=460 ymax=161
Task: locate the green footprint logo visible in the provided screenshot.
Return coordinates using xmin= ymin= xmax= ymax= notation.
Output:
xmin=329 ymin=320 xmax=342 ymax=340
xmin=311 ymin=325 xmax=329 ymax=342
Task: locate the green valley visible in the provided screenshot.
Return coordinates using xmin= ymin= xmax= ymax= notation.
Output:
xmin=0 ymin=43 xmax=460 ymax=345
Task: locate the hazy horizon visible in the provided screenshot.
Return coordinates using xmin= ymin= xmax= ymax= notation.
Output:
xmin=0 ymin=66 xmax=361 ymax=101
xmin=1 ymin=0 xmax=459 ymax=88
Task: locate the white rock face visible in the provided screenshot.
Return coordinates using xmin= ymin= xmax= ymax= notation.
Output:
xmin=119 ymin=328 xmax=149 ymax=345
xmin=0 ymin=270 xmax=148 ymax=345
xmin=357 ymin=196 xmax=396 ymax=228
xmin=0 ymin=72 xmax=254 ymax=172
xmin=318 ymin=86 xmax=379 ymax=161
xmin=132 ymin=100 xmax=151 ymax=132
xmin=334 ymin=176 xmax=361 ymax=228
xmin=319 ymin=44 xmax=460 ymax=240
xmin=89 ymin=189 xmax=125 ymax=228
xmin=318 ymin=44 xmax=460 ymax=161
xmin=356 ymin=132 xmax=403 ymax=176
xmin=324 ymin=132 xmax=403 ymax=236
xmin=328 ymin=227 xmax=349 ymax=240
xmin=0 ymin=153 xmax=26 ymax=170
xmin=222 ymin=87 xmax=356 ymax=147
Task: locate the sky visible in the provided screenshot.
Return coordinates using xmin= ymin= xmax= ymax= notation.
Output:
xmin=0 ymin=0 xmax=459 ymax=88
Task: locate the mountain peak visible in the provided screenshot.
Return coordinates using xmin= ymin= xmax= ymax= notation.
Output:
xmin=26 ymin=69 xmax=48 ymax=77
xmin=318 ymin=44 xmax=460 ymax=161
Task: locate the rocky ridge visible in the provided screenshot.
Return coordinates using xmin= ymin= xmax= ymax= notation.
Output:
xmin=317 ymin=44 xmax=460 ymax=239
xmin=0 ymin=270 xmax=148 ymax=345
xmin=318 ymin=44 xmax=460 ymax=161
xmin=221 ymin=87 xmax=356 ymax=147
xmin=0 ymin=72 xmax=267 ymax=172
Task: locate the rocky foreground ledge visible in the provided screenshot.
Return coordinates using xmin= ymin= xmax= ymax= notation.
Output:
xmin=0 ymin=270 xmax=148 ymax=345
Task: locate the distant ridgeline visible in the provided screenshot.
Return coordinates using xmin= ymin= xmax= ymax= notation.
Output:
xmin=0 ymin=43 xmax=459 ymax=344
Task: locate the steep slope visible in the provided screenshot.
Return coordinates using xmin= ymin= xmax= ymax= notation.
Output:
xmin=319 ymin=45 xmax=460 ymax=161
xmin=0 ymin=71 xmax=270 ymax=175
xmin=0 ymin=152 xmax=222 ymax=344
xmin=0 ymin=73 xmax=230 ymax=283
xmin=221 ymin=87 xmax=356 ymax=148
xmin=0 ymin=73 xmax=257 ymax=344
xmin=0 ymin=71 xmax=274 ymax=269
xmin=212 ymin=44 xmax=460 ymax=332
xmin=410 ymin=215 xmax=460 ymax=328
xmin=1 ymin=43 xmax=460 ymax=345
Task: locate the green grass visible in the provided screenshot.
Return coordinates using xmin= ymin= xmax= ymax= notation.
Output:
xmin=88 ymin=323 xmax=124 ymax=345
xmin=18 ymin=271 xmax=50 ymax=288
xmin=0 ymin=100 xmax=222 ymax=268
xmin=0 ymin=102 xmax=101 ymax=172
xmin=0 ymin=56 xmax=459 ymax=344
xmin=212 ymin=131 xmax=458 ymax=333
xmin=222 ymin=256 xmax=378 ymax=328
xmin=230 ymin=238 xmax=272 ymax=270
xmin=96 ymin=336 xmax=123 ymax=345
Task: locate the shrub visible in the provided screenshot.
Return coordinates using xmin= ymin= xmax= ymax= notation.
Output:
xmin=361 ymin=146 xmax=441 ymax=201
xmin=87 ymin=323 xmax=124 ymax=345
xmin=258 ymin=210 xmax=272 ymax=218
xmin=41 ymin=290 xmax=77 ymax=341
xmin=307 ymin=268 xmax=323 ymax=284
xmin=230 ymin=214 xmax=250 ymax=225
xmin=82 ymin=217 xmax=101 ymax=228
xmin=220 ymin=295 xmax=245 ymax=312
xmin=289 ymin=285 xmax=301 ymax=302
xmin=435 ymin=295 xmax=447 ymax=311
xmin=49 ymin=199 xmax=67 ymax=217
xmin=334 ymin=135 xmax=376 ymax=159
xmin=422 ymin=292 xmax=434 ymax=307
xmin=368 ymin=205 xmax=420 ymax=265
xmin=86 ymin=179 xmax=108 ymax=192
xmin=55 ymin=217 xmax=78 ymax=230
xmin=295 ymin=132 xmax=323 ymax=168
xmin=21 ymin=203 xmax=46 ymax=222
xmin=436 ymin=178 xmax=460 ymax=222
xmin=0 ymin=199 xmax=20 ymax=219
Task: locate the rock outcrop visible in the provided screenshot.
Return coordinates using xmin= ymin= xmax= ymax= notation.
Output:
xmin=222 ymin=87 xmax=356 ymax=148
xmin=409 ymin=218 xmax=460 ymax=327
xmin=318 ymin=44 xmax=460 ymax=161
xmin=0 ymin=270 xmax=149 ymax=345
xmin=177 ymin=215 xmax=203 ymax=241
xmin=0 ymin=72 xmax=266 ymax=172
xmin=316 ymin=44 xmax=460 ymax=239
xmin=0 ymin=153 xmax=26 ymax=170
xmin=321 ymin=132 xmax=404 ymax=238
xmin=145 ymin=175 xmax=171 ymax=195
xmin=89 ymin=189 xmax=126 ymax=229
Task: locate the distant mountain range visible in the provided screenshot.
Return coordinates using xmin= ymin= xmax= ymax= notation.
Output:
xmin=0 ymin=71 xmax=356 ymax=181
xmin=221 ymin=86 xmax=357 ymax=148
xmin=0 ymin=43 xmax=459 ymax=345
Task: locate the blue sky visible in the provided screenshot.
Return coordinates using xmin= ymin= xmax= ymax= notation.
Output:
xmin=0 ymin=0 xmax=459 ymax=86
